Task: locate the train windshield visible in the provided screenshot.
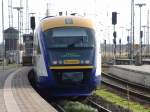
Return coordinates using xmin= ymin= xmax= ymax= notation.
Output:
xmin=44 ymin=28 xmax=95 ymax=48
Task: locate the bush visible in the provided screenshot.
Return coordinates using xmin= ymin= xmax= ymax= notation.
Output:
xmin=64 ymin=101 xmax=98 ymax=112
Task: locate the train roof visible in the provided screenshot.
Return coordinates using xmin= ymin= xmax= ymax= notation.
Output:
xmin=40 ymin=16 xmax=94 ymax=31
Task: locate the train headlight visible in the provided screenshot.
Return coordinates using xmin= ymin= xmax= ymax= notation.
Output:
xmin=80 ymin=60 xmax=84 ymax=64
xmin=52 ymin=61 xmax=57 ymax=65
xmin=85 ymin=60 xmax=90 ymax=64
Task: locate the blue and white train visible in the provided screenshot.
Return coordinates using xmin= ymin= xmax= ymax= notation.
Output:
xmin=33 ymin=16 xmax=101 ymax=96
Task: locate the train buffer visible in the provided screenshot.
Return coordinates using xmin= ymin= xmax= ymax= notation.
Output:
xmin=1 ymin=67 xmax=57 ymax=112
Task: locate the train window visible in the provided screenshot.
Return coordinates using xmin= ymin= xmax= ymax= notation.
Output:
xmin=44 ymin=27 xmax=95 ymax=48
xmin=52 ymin=28 xmax=87 ymax=37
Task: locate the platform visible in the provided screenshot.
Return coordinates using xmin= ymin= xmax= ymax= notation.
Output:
xmin=108 ymin=65 xmax=150 ymax=88
xmin=1 ymin=67 xmax=57 ymax=112
xmin=115 ymin=58 xmax=150 ymax=65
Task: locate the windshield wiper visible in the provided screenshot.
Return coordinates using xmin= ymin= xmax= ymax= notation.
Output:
xmin=67 ymin=38 xmax=83 ymax=48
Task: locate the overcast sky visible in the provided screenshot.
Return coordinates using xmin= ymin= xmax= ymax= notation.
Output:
xmin=0 ymin=0 xmax=150 ymax=44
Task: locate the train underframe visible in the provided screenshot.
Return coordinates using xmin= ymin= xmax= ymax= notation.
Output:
xmin=34 ymin=69 xmax=101 ymax=96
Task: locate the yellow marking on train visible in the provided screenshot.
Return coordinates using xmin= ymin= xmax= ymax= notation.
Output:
xmin=64 ymin=60 xmax=80 ymax=64
xmin=50 ymin=66 xmax=95 ymax=70
xmin=41 ymin=16 xmax=94 ymax=31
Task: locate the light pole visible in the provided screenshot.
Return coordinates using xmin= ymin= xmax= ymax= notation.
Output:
xmin=147 ymin=26 xmax=150 ymax=56
xmin=104 ymin=39 xmax=106 ymax=58
xmin=131 ymin=0 xmax=135 ymax=64
xmin=147 ymin=10 xmax=149 ymax=56
xmin=126 ymin=29 xmax=130 ymax=59
xmin=120 ymin=26 xmax=124 ymax=57
xmin=135 ymin=3 xmax=146 ymax=64
xmin=119 ymin=38 xmax=121 ymax=57
xmin=142 ymin=25 xmax=147 ymax=57
xmin=13 ymin=7 xmax=23 ymax=64
xmin=107 ymin=26 xmax=111 ymax=58
xmin=2 ymin=0 xmax=5 ymax=70
xmin=13 ymin=7 xmax=23 ymax=49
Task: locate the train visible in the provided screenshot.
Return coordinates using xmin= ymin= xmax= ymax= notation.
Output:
xmin=32 ymin=15 xmax=101 ymax=96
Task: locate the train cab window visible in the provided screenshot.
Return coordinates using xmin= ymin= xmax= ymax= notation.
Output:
xmin=52 ymin=28 xmax=87 ymax=37
xmin=44 ymin=27 xmax=95 ymax=49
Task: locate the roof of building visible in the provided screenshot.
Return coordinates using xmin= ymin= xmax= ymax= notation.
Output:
xmin=4 ymin=27 xmax=19 ymax=34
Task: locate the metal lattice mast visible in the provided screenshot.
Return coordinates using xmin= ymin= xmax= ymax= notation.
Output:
xmin=8 ymin=0 xmax=13 ymax=27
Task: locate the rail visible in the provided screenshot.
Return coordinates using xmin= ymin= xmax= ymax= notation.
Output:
xmin=102 ymin=72 xmax=150 ymax=91
xmin=102 ymin=72 xmax=150 ymax=102
xmin=87 ymin=98 xmax=112 ymax=112
xmin=53 ymin=103 xmax=66 ymax=112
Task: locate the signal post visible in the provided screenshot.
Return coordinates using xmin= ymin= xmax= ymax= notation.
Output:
xmin=112 ymin=12 xmax=117 ymax=64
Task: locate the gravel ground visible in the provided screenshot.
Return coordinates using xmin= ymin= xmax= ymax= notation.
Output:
xmin=88 ymin=95 xmax=132 ymax=112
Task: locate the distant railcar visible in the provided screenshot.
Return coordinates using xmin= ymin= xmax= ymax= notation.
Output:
xmin=33 ymin=16 xmax=101 ymax=96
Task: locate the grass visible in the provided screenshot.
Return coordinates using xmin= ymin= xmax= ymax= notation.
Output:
xmin=64 ymin=101 xmax=98 ymax=112
xmin=96 ymin=89 xmax=150 ymax=112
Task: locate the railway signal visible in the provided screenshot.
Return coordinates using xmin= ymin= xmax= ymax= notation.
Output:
xmin=112 ymin=12 xmax=118 ymax=64
xmin=30 ymin=16 xmax=35 ymax=41
xmin=112 ymin=12 xmax=117 ymax=25
xmin=30 ymin=16 xmax=35 ymax=30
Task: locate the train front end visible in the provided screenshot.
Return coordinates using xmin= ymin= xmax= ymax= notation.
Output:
xmin=35 ymin=16 xmax=101 ymax=96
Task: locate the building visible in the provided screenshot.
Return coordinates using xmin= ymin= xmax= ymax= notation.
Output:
xmin=4 ymin=27 xmax=19 ymax=63
xmin=23 ymin=33 xmax=33 ymax=56
xmin=4 ymin=27 xmax=19 ymax=51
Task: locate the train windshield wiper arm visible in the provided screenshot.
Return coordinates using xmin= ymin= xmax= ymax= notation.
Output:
xmin=67 ymin=38 xmax=83 ymax=48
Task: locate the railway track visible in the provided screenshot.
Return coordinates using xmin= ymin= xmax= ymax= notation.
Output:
xmin=51 ymin=98 xmax=112 ymax=112
xmin=30 ymin=70 xmax=137 ymax=112
xmin=86 ymin=98 xmax=112 ymax=112
xmin=51 ymin=102 xmax=66 ymax=112
xmin=51 ymin=99 xmax=112 ymax=112
xmin=102 ymin=72 xmax=150 ymax=102
xmin=102 ymin=72 xmax=150 ymax=91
